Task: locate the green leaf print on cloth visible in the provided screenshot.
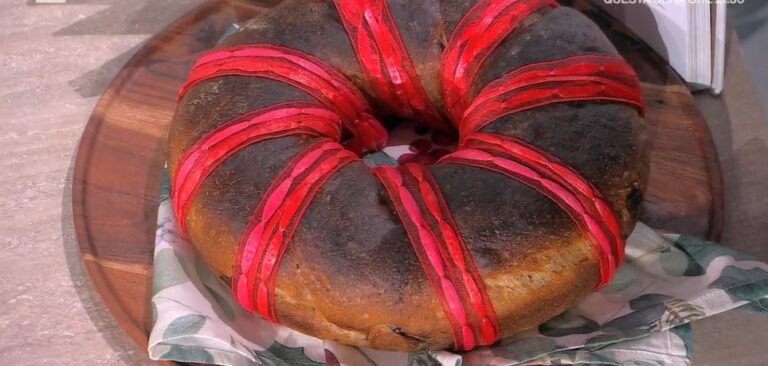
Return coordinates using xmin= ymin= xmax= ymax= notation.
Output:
xmin=600 ymin=294 xmax=671 ymax=333
xmin=710 ymin=266 xmax=768 ymax=303
xmin=673 ymin=235 xmax=756 ymax=270
xmin=659 ymin=244 xmax=705 ymax=277
xmin=149 ymin=167 xmax=768 ymax=366
xmin=153 ymin=248 xmax=189 ymax=293
xmin=163 ymin=314 xmax=207 ymax=340
xmin=538 ymin=310 xmax=599 ymax=337
xmin=262 ymin=342 xmax=326 ymax=366
xmin=162 ymin=346 xmax=215 ymax=364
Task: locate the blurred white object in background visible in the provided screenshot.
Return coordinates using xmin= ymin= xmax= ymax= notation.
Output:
xmin=593 ymin=0 xmax=728 ymax=94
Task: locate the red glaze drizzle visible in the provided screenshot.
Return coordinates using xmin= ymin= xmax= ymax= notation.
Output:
xmin=178 ymin=44 xmax=387 ymax=152
xmin=439 ymin=145 xmax=616 ymax=288
xmin=403 ymin=164 xmax=500 ymax=346
xmin=461 ymin=132 xmax=625 ymax=269
xmin=233 ymin=140 xmax=358 ymax=320
xmin=171 ymin=102 xmax=342 ymax=233
xmin=441 ymin=0 xmax=559 ymax=123
xmin=333 ymin=0 xmax=451 ymax=132
xmin=460 ymin=55 xmax=644 ymax=135
xmin=373 ymin=166 xmax=471 ymax=350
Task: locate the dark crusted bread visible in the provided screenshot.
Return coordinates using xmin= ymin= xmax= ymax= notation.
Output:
xmin=168 ymin=0 xmax=647 ymax=351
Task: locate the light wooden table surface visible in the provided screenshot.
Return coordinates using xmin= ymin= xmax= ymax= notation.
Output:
xmin=0 ymin=1 xmax=766 ymax=365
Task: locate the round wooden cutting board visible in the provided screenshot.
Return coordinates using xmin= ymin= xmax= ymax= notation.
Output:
xmin=72 ymin=0 xmax=724 ymax=357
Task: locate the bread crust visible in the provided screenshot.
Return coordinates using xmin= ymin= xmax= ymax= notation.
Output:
xmin=167 ymin=0 xmax=647 ymax=351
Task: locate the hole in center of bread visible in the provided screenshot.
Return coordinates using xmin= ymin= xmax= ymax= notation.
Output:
xmin=361 ymin=118 xmax=458 ymax=167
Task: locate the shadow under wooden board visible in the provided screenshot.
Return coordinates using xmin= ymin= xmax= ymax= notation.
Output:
xmin=71 ymin=0 xmax=724 ymax=359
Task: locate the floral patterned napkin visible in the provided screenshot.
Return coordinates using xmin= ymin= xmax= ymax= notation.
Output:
xmin=149 ymin=123 xmax=768 ymax=366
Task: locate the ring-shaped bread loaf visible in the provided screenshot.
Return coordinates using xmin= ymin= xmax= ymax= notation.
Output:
xmin=168 ymin=0 xmax=647 ymax=351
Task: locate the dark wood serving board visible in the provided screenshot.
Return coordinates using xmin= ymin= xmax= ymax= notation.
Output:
xmin=72 ymin=0 xmax=723 ymax=357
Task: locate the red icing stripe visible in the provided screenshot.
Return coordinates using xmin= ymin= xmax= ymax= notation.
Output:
xmin=171 ymin=102 xmax=342 ymax=233
xmin=439 ymin=148 xmax=616 ymax=288
xmin=460 ymin=55 xmax=644 ymax=135
xmin=462 ymin=132 xmax=624 ymax=267
xmin=374 ymin=165 xmax=503 ymax=350
xmin=403 ymin=164 xmax=500 ymax=346
xmin=333 ymin=0 xmax=450 ymax=132
xmin=233 ymin=141 xmax=357 ymax=320
xmin=373 ymin=166 xmax=473 ymax=350
xmin=441 ymin=0 xmax=559 ymax=123
xmin=178 ymin=44 xmax=387 ymax=152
